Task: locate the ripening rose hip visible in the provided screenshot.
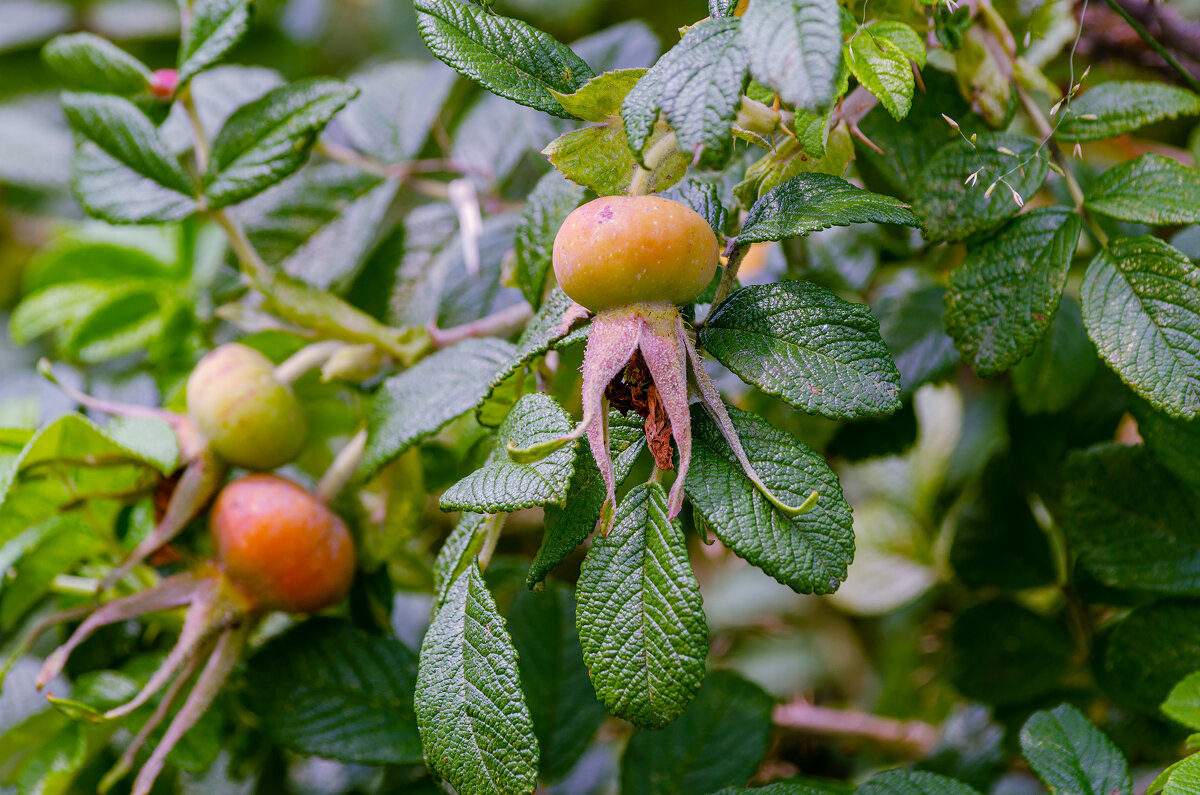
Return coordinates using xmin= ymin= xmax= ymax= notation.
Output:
xmin=211 ymin=474 xmax=356 ymax=614
xmin=552 ymin=195 xmax=719 ymax=312
xmin=186 ymin=343 xmax=306 ymax=471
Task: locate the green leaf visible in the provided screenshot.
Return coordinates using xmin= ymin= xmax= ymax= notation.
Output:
xmin=178 ymin=0 xmax=254 ymax=85
xmin=1056 ymin=81 xmax=1200 ymax=143
xmin=1097 ymin=601 xmax=1200 ymax=713
xmin=42 ymin=33 xmax=152 ymax=95
xmin=439 ymin=393 xmax=577 ymax=513
xmin=203 ymin=78 xmax=358 ymax=209
xmin=943 ymin=208 xmax=1082 ymax=376
xmin=63 ymin=289 xmax=171 ymax=363
xmin=1132 ymin=397 xmax=1200 ymax=497
xmin=433 ymin=512 xmax=493 ymax=602
xmin=0 ymin=514 xmax=101 ymax=630
xmin=662 ymin=178 xmax=728 ymax=237
xmin=846 ymin=28 xmax=914 ymax=121
xmin=733 ymin=123 xmax=854 ymax=208
xmin=913 ymin=133 xmax=1049 ymax=242
xmin=1085 ymin=154 xmax=1200 ymax=225
xmin=514 ymin=172 xmax=586 ymax=307
xmin=508 ymin=585 xmax=606 ymax=782
xmin=948 ymin=599 xmax=1071 ymax=706
xmin=0 ymin=414 xmax=177 ymax=544
xmin=415 ymin=564 xmax=539 ymax=795
xmin=1080 ymin=236 xmax=1200 ymax=420
xmin=685 ymin=404 xmax=854 ymax=594
xmin=74 ymin=140 xmax=197 ymax=223
xmin=621 ymin=670 xmax=774 ymax=795
xmin=867 ymin=20 xmax=926 ymax=67
xmin=709 ymin=0 xmax=739 ymax=17
xmin=621 ymin=18 xmax=748 ymax=169
xmin=702 ymin=281 xmax=901 ymax=418
xmin=528 ymin=412 xmax=646 ymax=588
xmin=243 ymin=618 xmax=422 ymax=764
xmin=61 ymin=91 xmax=193 ymax=195
xmin=1063 ymin=443 xmax=1200 ymax=595
xmin=858 ymin=770 xmax=983 ymax=795
xmin=10 ymin=281 xmax=142 ymax=346
xmin=414 ymin=0 xmax=594 ymax=119
xmin=551 ymin=68 xmax=645 ymax=122
xmin=241 ymin=162 xmax=393 ymax=289
xmin=334 ymin=60 xmax=457 ymax=163
xmin=740 ymin=0 xmax=843 ymax=111
xmin=572 ymin=20 xmax=660 ymax=73
xmin=1020 ymin=703 xmax=1132 ymax=795
xmin=1164 ymin=753 xmax=1200 ymax=795
xmin=544 ymin=120 xmax=687 ymax=196
xmin=737 ymin=172 xmax=921 ymax=243
xmin=1012 ymin=296 xmax=1097 ymax=415
xmin=361 ymin=337 xmax=517 ymax=479
xmin=1163 ymin=672 xmax=1200 ymax=730
xmin=576 ymin=482 xmax=707 ymax=729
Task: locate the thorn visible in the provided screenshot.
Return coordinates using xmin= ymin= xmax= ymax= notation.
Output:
xmin=912 ymin=62 xmax=925 ymax=92
xmin=848 ymin=122 xmax=885 ymax=155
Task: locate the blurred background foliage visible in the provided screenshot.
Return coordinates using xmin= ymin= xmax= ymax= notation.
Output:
xmin=2 ymin=0 xmax=1200 ymax=792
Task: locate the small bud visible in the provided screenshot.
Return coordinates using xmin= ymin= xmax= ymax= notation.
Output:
xmin=964 ymin=168 xmax=981 ymax=187
xmin=941 ymin=113 xmax=960 ymax=130
xmin=1009 ymin=186 xmax=1024 ymax=207
xmin=996 ymin=146 xmax=1017 ymax=157
xmin=984 ymin=181 xmax=998 ymax=198
xmin=1073 ymin=142 xmax=1083 ymax=158
xmin=1050 ymin=98 xmax=1064 ymax=116
xmin=149 ymin=69 xmax=178 ymax=99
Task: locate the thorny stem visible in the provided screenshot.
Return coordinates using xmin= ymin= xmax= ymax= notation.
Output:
xmin=628 ymin=132 xmax=679 ymax=196
xmin=1013 ymin=84 xmax=1109 ymax=247
xmin=429 ymin=302 xmax=533 ymax=348
xmin=1101 ymin=0 xmax=1200 ymax=94
xmin=773 ymin=700 xmax=939 ymax=755
xmin=316 ymin=428 xmax=368 ymax=504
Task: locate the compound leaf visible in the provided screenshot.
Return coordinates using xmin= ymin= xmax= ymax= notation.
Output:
xmin=737 ymin=172 xmax=920 ymax=243
xmin=576 ymin=482 xmax=707 ymax=729
xmin=1085 ymin=153 xmax=1200 ymax=225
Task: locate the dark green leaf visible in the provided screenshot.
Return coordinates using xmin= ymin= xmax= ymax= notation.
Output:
xmin=846 ymin=28 xmax=914 ymax=120
xmin=709 ymin=0 xmax=739 ymax=17
xmin=1085 ymin=154 xmax=1200 ymax=225
xmin=204 ymin=78 xmax=358 ymax=208
xmin=1020 ymin=703 xmax=1132 ymax=795
xmin=621 ymin=670 xmax=774 ymax=795
xmin=433 ymin=512 xmax=492 ymax=603
xmin=1080 ymin=236 xmax=1200 ymax=420
xmin=361 ymin=337 xmax=517 ymax=479
xmin=1064 ymin=443 xmax=1200 ymax=594
xmin=439 ymin=393 xmax=577 ymax=513
xmin=740 ymin=0 xmax=843 ymax=111
xmin=709 ymin=780 xmax=851 ymax=795
xmin=858 ymin=770 xmax=983 ymax=795
xmin=514 ymin=172 xmax=586 ymax=308
xmin=1056 ymin=81 xmax=1200 ymax=143
xmin=1096 ymin=600 xmax=1200 ymax=713
xmin=414 ymin=0 xmax=594 ymax=118
xmin=913 ymin=133 xmax=1049 ymax=242
xmin=944 ymin=208 xmax=1081 ymax=376
xmin=178 ymin=0 xmax=254 ymax=85
xmin=528 ymin=413 xmax=645 ymax=588
xmin=244 ymin=618 xmax=422 ymax=765
xmin=738 ymin=173 xmax=920 ymax=243
xmin=662 ymin=178 xmax=728 ymax=237
xmin=508 ymin=585 xmax=605 ymax=782
xmin=576 ymin=482 xmax=707 ymax=729
xmin=415 ymin=564 xmax=539 ymax=795
xmin=42 ymin=33 xmax=152 ymax=94
xmin=948 ymin=599 xmax=1071 ymax=706
xmin=1132 ymin=397 xmax=1200 ymax=497
xmin=71 ymin=140 xmax=197 ymax=223
xmin=1162 ymin=671 xmax=1200 ymax=730
xmin=622 ymin=18 xmax=748 ymax=169
xmin=701 ymin=281 xmax=901 ymax=418
xmin=686 ymin=404 xmax=854 ymax=594
xmin=1012 ymin=296 xmax=1098 ymax=415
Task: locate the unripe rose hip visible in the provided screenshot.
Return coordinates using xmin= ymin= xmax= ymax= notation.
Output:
xmin=149 ymin=69 xmax=178 ymax=99
xmin=552 ymin=195 xmax=719 ymax=313
xmin=186 ymin=343 xmax=307 ymax=471
xmin=210 ymin=474 xmax=356 ymax=614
